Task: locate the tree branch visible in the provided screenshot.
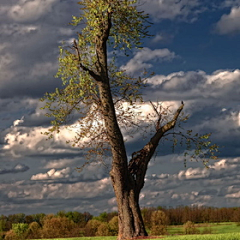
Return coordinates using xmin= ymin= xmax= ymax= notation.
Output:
xmin=73 ymin=40 xmax=102 ymax=82
xmin=128 ymin=102 xmax=184 ymax=193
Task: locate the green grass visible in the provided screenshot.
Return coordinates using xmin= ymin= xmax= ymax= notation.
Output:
xmin=167 ymin=222 xmax=240 ymax=235
xmin=165 ymin=232 xmax=240 ymax=240
xmin=37 ymin=233 xmax=240 ymax=240
xmin=37 ymin=238 xmax=117 ymax=240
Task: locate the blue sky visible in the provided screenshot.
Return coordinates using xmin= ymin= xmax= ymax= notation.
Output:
xmin=0 ymin=0 xmax=240 ymax=215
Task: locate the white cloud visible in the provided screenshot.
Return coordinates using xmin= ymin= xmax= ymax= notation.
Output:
xmin=178 ymin=167 xmax=210 ymax=180
xmin=31 ymin=167 xmax=72 ymax=180
xmin=3 ymin=123 xmax=78 ymax=157
xmin=13 ymin=116 xmax=24 ymax=127
xmin=146 ymin=69 xmax=240 ymax=102
xmin=209 ymin=159 xmax=230 ymax=170
xmin=226 ymin=191 xmax=240 ymax=198
xmin=122 ymin=48 xmax=176 ymax=74
xmin=8 ymin=0 xmax=59 ymax=22
xmin=143 ymin=0 xmax=202 ymax=22
xmin=215 ymin=6 xmax=240 ymax=34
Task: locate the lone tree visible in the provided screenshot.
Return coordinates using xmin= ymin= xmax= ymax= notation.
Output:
xmin=42 ymin=0 xmax=218 ymax=239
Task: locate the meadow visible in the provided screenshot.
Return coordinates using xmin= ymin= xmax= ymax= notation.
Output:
xmin=38 ymin=233 xmax=240 ymax=240
xmin=37 ymin=222 xmax=240 ymax=240
xmin=167 ymin=222 xmax=240 ymax=235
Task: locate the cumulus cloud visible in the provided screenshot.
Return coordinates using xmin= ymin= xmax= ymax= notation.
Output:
xmin=122 ymin=48 xmax=176 ymax=74
xmin=0 ymin=1 xmax=79 ymax=100
xmin=5 ymin=177 xmax=112 ymax=205
xmin=146 ymin=69 xmax=240 ymax=101
xmin=8 ymin=0 xmax=59 ymax=22
xmin=3 ymin=122 xmax=78 ymax=158
xmin=13 ymin=117 xmax=24 ymax=127
xmin=215 ymin=7 xmax=240 ymax=34
xmin=178 ymin=167 xmax=210 ymax=180
xmin=0 ymin=157 xmax=239 ymax=215
xmin=142 ymin=0 xmax=203 ymax=22
xmin=31 ymin=167 xmax=72 ymax=180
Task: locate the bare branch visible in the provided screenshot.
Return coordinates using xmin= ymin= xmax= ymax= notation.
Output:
xmin=161 ymin=102 xmax=184 ymax=133
xmin=150 ymin=101 xmax=162 ymax=130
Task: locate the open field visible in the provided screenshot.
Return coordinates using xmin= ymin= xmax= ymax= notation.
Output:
xmin=167 ymin=222 xmax=240 ymax=235
xmin=165 ymin=233 xmax=240 ymax=239
xmin=37 ymin=233 xmax=240 ymax=240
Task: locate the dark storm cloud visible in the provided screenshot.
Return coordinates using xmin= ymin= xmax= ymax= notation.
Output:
xmin=0 ymin=163 xmax=29 ymax=174
xmin=0 ymin=0 xmax=80 ymax=99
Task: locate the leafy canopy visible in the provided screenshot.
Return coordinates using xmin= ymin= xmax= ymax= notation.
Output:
xmin=41 ymin=0 xmax=150 ymax=156
xmin=41 ymin=0 xmax=219 ymax=165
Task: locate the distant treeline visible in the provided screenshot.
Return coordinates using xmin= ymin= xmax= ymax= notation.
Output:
xmin=0 ymin=206 xmax=240 ymax=239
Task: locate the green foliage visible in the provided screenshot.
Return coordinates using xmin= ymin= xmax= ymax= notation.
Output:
xmin=71 ymin=0 xmax=150 ymax=50
xmin=108 ymin=216 xmax=118 ymax=236
xmin=0 ymin=219 xmax=6 ymax=232
xmin=93 ymin=212 xmax=108 ymax=222
xmin=12 ymin=223 xmax=28 ymax=238
xmin=169 ymin=113 xmax=219 ymax=167
xmin=41 ymin=0 xmax=150 ymax=158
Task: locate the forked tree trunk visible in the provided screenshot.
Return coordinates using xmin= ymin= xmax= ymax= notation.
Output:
xmin=110 ymin=169 xmax=147 ymax=239
xmin=109 ymin=103 xmax=184 ymax=240
xmin=75 ymin=8 xmax=184 ymax=238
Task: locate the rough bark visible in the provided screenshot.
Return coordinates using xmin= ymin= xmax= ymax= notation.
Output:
xmin=75 ymin=9 xmax=185 ymax=239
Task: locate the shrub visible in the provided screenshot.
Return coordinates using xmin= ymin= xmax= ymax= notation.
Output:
xmin=151 ymin=224 xmax=167 ymax=235
xmin=183 ymin=220 xmax=200 ymax=234
xmin=96 ymin=222 xmax=111 ymax=236
xmin=5 ymin=230 xmax=18 ymax=240
xmin=41 ymin=216 xmax=78 ymax=238
xmin=84 ymin=219 xmax=102 ymax=236
xmin=109 ymin=216 xmax=118 ymax=236
xmin=26 ymin=222 xmax=41 ymax=239
xmin=150 ymin=210 xmax=169 ymax=235
xmin=12 ymin=223 xmax=28 ymax=239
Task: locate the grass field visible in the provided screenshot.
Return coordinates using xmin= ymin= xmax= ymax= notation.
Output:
xmin=38 ymin=233 xmax=240 ymax=240
xmin=167 ymin=222 xmax=240 ymax=235
xmin=165 ymin=233 xmax=240 ymax=240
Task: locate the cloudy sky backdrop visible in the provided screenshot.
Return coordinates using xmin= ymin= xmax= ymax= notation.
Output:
xmin=0 ymin=0 xmax=240 ymax=215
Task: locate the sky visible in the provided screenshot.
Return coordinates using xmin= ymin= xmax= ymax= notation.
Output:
xmin=0 ymin=0 xmax=240 ymax=216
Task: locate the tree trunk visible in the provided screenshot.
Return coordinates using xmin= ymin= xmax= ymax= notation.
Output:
xmin=77 ymin=9 xmax=184 ymax=238
xmin=111 ymin=103 xmax=184 ymax=240
xmin=110 ymin=169 xmax=147 ymax=240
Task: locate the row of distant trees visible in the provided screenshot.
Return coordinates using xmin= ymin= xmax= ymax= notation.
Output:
xmin=1 ymin=206 xmax=240 ymax=239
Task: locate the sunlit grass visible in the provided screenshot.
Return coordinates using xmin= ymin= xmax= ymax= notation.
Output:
xmin=165 ymin=232 xmax=240 ymax=240
xmin=167 ymin=222 xmax=240 ymax=235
